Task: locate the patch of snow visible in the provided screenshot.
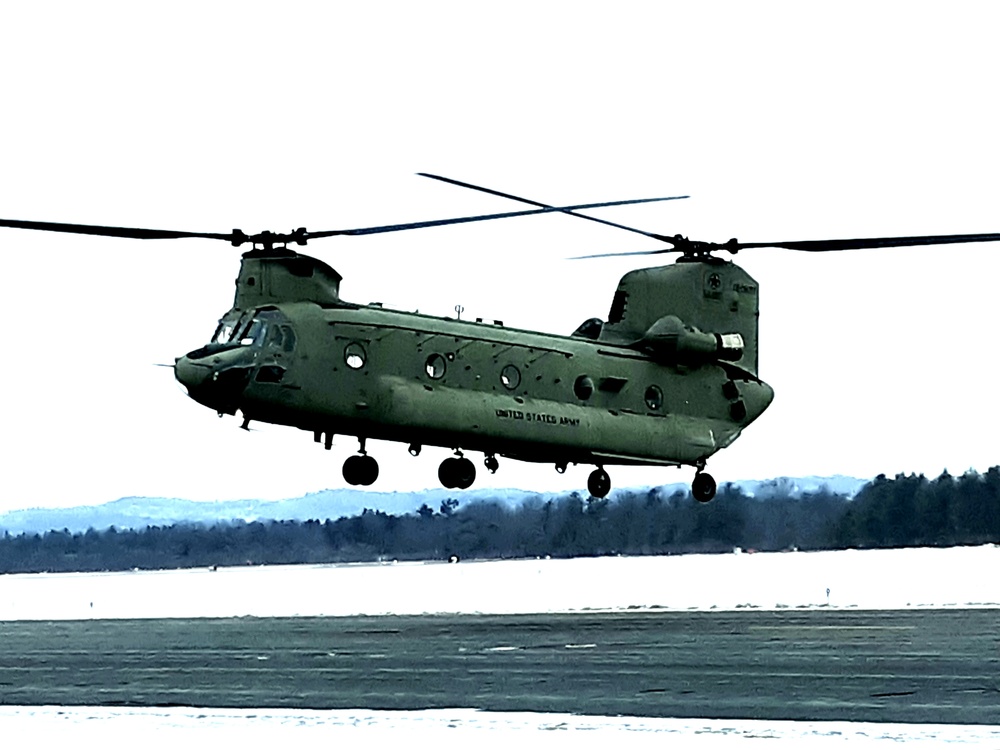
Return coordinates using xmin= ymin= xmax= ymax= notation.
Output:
xmin=0 ymin=707 xmax=996 ymax=748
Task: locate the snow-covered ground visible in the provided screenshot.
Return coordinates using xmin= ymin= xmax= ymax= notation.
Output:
xmin=3 ymin=706 xmax=999 ymax=749
xmin=2 ymin=546 xmax=998 ymax=746
xmin=1 ymin=544 xmax=998 ymax=620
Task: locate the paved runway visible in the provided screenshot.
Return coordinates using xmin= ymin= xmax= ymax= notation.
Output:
xmin=1 ymin=609 xmax=997 ymax=724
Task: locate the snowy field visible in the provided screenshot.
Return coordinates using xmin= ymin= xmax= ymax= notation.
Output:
xmin=2 ymin=546 xmax=999 ymax=747
xmin=1 ymin=544 xmax=998 ymax=620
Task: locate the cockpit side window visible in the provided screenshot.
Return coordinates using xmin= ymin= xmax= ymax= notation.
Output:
xmin=280 ymin=325 xmax=296 ymax=353
xmin=265 ymin=323 xmax=284 ymax=350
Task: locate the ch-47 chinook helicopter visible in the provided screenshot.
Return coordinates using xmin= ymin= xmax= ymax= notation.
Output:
xmin=3 ymin=177 xmax=1000 ymax=502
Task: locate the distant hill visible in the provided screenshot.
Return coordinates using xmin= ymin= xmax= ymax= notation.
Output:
xmin=0 ymin=476 xmax=868 ymax=535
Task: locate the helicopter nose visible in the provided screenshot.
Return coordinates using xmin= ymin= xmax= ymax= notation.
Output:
xmin=174 ymin=352 xmax=253 ymax=414
xmin=174 ymin=355 xmax=213 ymax=394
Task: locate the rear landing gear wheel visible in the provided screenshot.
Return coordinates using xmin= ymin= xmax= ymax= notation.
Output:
xmin=439 ymin=456 xmax=476 ymax=489
xmin=587 ymin=467 xmax=611 ymax=499
xmin=343 ymin=454 xmax=379 ymax=486
xmin=484 ymin=454 xmax=499 ymax=474
xmin=692 ymin=471 xmax=716 ymax=503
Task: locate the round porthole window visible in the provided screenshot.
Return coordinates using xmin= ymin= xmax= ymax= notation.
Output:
xmin=425 ymin=353 xmax=447 ymax=379
xmin=501 ymin=364 xmax=521 ymax=390
xmin=345 ymin=342 xmax=366 ymax=370
xmin=645 ymin=384 xmax=663 ymax=410
xmin=574 ymin=375 xmax=594 ymax=400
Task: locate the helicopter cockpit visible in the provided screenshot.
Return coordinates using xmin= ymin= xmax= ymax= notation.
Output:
xmin=210 ymin=309 xmax=297 ymax=353
xmin=211 ymin=311 xmax=259 ymax=347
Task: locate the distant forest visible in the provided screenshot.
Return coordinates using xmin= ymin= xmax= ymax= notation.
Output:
xmin=1 ymin=468 xmax=998 ymax=574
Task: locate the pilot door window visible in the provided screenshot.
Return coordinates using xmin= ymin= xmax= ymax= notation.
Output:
xmin=263 ymin=323 xmax=297 ymax=353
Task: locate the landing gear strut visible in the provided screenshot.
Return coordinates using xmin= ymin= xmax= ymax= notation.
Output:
xmin=439 ymin=452 xmax=476 ymax=489
xmin=692 ymin=471 xmax=717 ymax=502
xmin=587 ymin=467 xmax=611 ymax=499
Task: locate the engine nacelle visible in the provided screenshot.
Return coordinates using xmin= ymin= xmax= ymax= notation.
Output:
xmin=639 ymin=315 xmax=744 ymax=363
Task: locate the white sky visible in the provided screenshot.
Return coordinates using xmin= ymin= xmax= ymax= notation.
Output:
xmin=1 ymin=2 xmax=998 ymax=510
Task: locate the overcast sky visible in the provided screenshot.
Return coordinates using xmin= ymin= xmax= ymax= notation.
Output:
xmin=2 ymin=2 xmax=998 ymax=510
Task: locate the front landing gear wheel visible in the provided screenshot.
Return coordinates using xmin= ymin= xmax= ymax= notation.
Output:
xmin=343 ymin=454 xmax=379 ymax=486
xmin=692 ymin=472 xmax=717 ymax=503
xmin=587 ymin=467 xmax=611 ymax=498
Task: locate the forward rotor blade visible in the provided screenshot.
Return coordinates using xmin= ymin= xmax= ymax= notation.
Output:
xmin=0 ymin=196 xmax=687 ymax=248
xmin=0 ymin=218 xmax=236 ymax=242
xmin=418 ymin=172 xmax=683 ymax=242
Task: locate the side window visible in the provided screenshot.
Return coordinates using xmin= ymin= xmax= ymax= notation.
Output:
xmin=500 ymin=364 xmax=521 ymax=390
xmin=425 ymin=353 xmax=446 ymax=379
xmin=281 ymin=325 xmax=296 ymax=353
xmin=265 ymin=324 xmax=284 ymax=350
xmin=645 ymin=385 xmax=663 ymax=410
xmin=345 ymin=342 xmax=366 ymax=369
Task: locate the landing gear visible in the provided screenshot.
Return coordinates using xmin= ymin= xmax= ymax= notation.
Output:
xmin=484 ymin=454 xmax=499 ymax=474
xmin=343 ymin=437 xmax=378 ymax=486
xmin=343 ymin=454 xmax=379 ymax=486
xmin=439 ymin=453 xmax=476 ymax=489
xmin=587 ymin=467 xmax=611 ymax=499
xmin=692 ymin=471 xmax=717 ymax=503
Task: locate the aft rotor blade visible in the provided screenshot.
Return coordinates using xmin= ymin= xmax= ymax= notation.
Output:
xmin=571 ymin=247 xmax=677 ymax=259
xmin=0 ymin=218 xmax=237 ymax=242
xmin=307 ymin=195 xmax=689 ymax=238
xmin=575 ymin=231 xmax=1000 ymax=259
xmin=418 ymin=172 xmax=683 ymax=242
xmin=736 ymin=233 xmax=1000 ymax=252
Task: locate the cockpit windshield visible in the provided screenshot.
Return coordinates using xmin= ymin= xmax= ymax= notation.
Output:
xmin=237 ymin=319 xmax=265 ymax=346
xmin=211 ymin=312 xmax=247 ymax=345
xmin=211 ymin=311 xmax=262 ymax=346
xmin=209 ymin=310 xmax=295 ymax=351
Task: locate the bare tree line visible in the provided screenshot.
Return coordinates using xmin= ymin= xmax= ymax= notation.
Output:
xmin=1 ymin=469 xmax=997 ymax=574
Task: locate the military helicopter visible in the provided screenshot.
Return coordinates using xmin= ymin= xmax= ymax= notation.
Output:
xmin=3 ymin=179 xmax=1000 ymax=502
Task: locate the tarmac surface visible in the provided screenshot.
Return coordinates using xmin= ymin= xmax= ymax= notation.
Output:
xmin=1 ymin=609 xmax=998 ymax=724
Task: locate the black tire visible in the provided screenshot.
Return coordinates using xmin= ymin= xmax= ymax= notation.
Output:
xmin=692 ymin=472 xmax=717 ymax=503
xmin=587 ymin=468 xmax=611 ymax=498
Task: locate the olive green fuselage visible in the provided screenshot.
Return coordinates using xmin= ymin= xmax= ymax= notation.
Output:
xmin=228 ymin=301 xmax=771 ymax=468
